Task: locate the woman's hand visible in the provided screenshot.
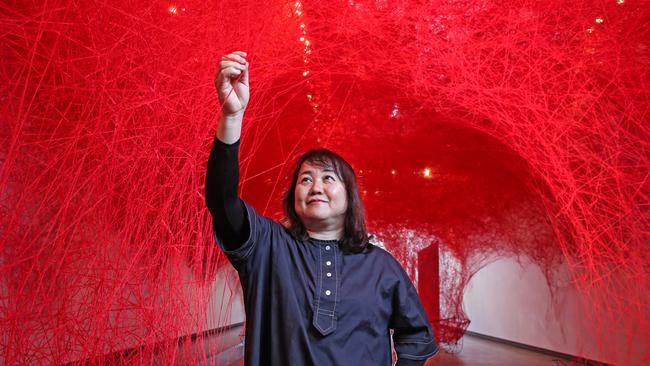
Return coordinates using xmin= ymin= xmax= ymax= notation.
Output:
xmin=215 ymin=51 xmax=249 ymax=118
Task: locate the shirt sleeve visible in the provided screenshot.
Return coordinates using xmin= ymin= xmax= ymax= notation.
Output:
xmin=204 ymin=135 xmax=279 ymax=272
xmin=389 ymin=259 xmax=439 ymax=362
xmin=204 ymin=134 xmax=253 ymax=246
xmin=215 ymin=199 xmax=273 ymax=271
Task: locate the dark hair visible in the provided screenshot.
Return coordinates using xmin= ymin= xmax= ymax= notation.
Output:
xmin=283 ymin=148 xmax=370 ymax=253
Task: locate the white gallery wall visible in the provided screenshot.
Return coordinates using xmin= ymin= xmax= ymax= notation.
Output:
xmin=462 ymin=256 xmax=647 ymax=365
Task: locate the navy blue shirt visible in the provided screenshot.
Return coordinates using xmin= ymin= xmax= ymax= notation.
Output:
xmin=206 ymin=138 xmax=438 ymax=366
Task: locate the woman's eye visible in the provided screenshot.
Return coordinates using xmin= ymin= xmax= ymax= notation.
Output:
xmin=300 ymin=177 xmax=311 ymax=183
xmin=324 ymin=175 xmax=335 ymax=181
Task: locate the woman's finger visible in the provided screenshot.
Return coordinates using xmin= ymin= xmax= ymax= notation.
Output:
xmin=219 ymin=60 xmax=246 ymax=71
xmin=220 ymin=66 xmax=243 ymax=78
xmin=231 ymin=51 xmax=247 ymax=58
xmin=239 ymin=65 xmax=249 ymax=86
xmin=221 ymin=53 xmax=247 ymax=65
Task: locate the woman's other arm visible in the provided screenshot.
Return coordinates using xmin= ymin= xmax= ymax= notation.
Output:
xmin=390 ymin=258 xmax=439 ymax=365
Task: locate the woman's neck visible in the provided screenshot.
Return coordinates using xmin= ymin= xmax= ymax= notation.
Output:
xmin=306 ymin=228 xmax=343 ymax=241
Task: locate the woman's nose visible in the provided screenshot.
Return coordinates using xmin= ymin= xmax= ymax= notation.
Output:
xmin=309 ymin=180 xmax=323 ymax=194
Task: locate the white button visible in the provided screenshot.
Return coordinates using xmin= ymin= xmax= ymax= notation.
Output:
xmin=325 ymin=290 xmax=331 ymax=296
xmin=326 ymin=261 xmax=332 ymax=266
xmin=325 ymin=245 xmax=331 ymax=250
xmin=326 ymin=272 xmax=332 ymax=277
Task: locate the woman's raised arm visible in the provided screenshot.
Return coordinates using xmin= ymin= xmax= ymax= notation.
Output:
xmin=204 ymin=51 xmax=250 ymax=251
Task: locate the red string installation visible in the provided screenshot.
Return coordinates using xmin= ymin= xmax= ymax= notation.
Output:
xmin=1 ymin=0 xmax=648 ymax=364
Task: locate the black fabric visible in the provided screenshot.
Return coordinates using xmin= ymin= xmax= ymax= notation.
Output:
xmin=205 ymin=136 xmax=248 ymax=250
xmin=205 ymin=137 xmax=438 ymax=365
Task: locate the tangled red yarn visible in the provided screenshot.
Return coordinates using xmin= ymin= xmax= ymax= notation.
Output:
xmin=1 ymin=0 xmax=648 ymax=364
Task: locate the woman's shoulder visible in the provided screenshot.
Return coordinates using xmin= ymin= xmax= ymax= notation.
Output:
xmin=239 ymin=200 xmax=296 ymax=244
xmin=359 ymin=242 xmax=405 ymax=270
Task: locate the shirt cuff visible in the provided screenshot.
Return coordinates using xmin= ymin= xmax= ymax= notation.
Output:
xmin=394 ymin=337 xmax=439 ymax=361
xmin=396 ymin=358 xmax=426 ymax=366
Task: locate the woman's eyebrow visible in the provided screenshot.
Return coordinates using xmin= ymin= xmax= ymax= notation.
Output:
xmin=299 ymin=167 xmax=336 ymax=176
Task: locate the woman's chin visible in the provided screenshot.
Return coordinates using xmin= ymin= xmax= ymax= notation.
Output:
xmin=303 ymin=212 xmax=331 ymax=222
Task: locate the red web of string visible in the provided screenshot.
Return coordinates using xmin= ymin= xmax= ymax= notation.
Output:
xmin=1 ymin=0 xmax=648 ymax=364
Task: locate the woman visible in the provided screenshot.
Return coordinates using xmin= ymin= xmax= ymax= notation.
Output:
xmin=205 ymin=51 xmax=438 ymax=366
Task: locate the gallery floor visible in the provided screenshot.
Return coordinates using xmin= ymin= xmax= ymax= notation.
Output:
xmin=194 ymin=326 xmax=580 ymax=366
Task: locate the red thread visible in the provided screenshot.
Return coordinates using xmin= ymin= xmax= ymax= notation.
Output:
xmin=1 ymin=0 xmax=647 ymax=364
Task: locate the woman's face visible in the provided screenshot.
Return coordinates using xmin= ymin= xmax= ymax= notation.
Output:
xmin=294 ymin=161 xmax=348 ymax=230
